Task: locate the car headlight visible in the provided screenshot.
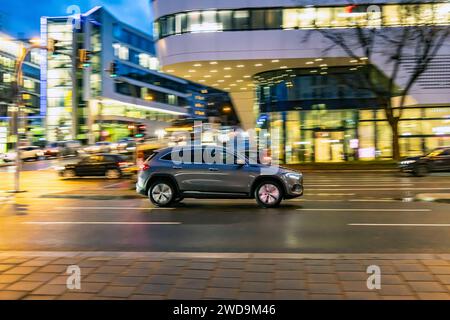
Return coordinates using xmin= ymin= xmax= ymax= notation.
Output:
xmin=285 ymin=172 xmax=301 ymax=180
xmin=401 ymin=160 xmax=416 ymax=165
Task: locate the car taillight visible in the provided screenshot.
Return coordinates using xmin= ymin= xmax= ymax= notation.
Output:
xmin=139 ymin=163 xmax=150 ymax=171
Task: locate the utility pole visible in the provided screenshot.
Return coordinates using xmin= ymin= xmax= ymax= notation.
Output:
xmin=8 ymin=39 xmax=54 ymax=193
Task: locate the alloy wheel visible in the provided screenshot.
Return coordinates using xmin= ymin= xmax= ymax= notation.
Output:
xmin=258 ymin=183 xmax=280 ymax=205
xmin=151 ymin=183 xmax=173 ymax=205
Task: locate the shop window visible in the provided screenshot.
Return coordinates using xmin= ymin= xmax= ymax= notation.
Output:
xmin=298 ymin=7 xmax=316 ymax=28
xmin=283 ymin=9 xmax=298 ymax=29
xmin=315 ymin=7 xmax=333 ymax=27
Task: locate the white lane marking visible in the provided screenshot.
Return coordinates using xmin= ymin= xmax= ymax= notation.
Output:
xmin=297 ymin=208 xmax=430 ymax=212
xmin=55 ymin=207 xmax=174 ymax=210
xmin=349 ymin=223 xmax=450 ymax=227
xmin=306 ymin=193 xmax=356 ymax=196
xmin=292 ymin=199 xmax=397 ymax=202
xmin=23 ymin=221 xmax=180 ymax=225
xmin=306 ymin=184 xmax=413 ymax=187
xmin=308 ymin=188 xmax=450 ymax=191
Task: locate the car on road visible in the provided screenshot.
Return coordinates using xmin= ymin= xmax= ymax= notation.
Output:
xmin=58 ymin=154 xmax=135 ymax=179
xmin=2 ymin=146 xmax=44 ymax=162
xmin=136 ymin=146 xmax=304 ymax=208
xmin=83 ymin=141 xmax=113 ymax=154
xmin=44 ymin=140 xmax=82 ymax=158
xmin=399 ymin=147 xmax=450 ymax=176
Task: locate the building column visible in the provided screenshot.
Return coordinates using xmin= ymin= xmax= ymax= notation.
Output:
xmin=228 ymin=91 xmax=256 ymax=130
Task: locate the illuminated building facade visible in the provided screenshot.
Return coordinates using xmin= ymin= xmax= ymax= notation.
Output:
xmin=41 ymin=7 xmax=236 ymax=144
xmin=0 ymin=33 xmax=41 ymax=153
xmin=152 ymin=0 xmax=450 ymax=162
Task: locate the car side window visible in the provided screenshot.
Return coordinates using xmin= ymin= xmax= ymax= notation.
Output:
xmin=160 ymin=152 xmax=172 ymax=161
xmin=442 ymin=149 xmax=450 ymax=156
xmin=87 ymin=155 xmax=104 ymax=163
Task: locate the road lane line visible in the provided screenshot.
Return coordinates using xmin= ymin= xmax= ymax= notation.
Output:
xmin=55 ymin=207 xmax=174 ymax=210
xmin=308 ymin=188 xmax=450 ymax=191
xmin=22 ymin=221 xmax=181 ymax=225
xmin=306 ymin=184 xmax=413 ymax=187
xmin=306 ymin=193 xmax=356 ymax=196
xmin=349 ymin=223 xmax=450 ymax=227
xmin=297 ymin=208 xmax=430 ymax=212
xmin=292 ymin=199 xmax=398 ymax=202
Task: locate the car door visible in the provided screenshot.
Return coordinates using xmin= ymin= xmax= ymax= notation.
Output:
xmin=440 ymin=149 xmax=450 ymax=171
xmin=429 ymin=149 xmax=449 ymax=171
xmin=213 ymin=148 xmax=252 ymax=194
xmin=195 ymin=147 xmax=250 ymax=194
xmin=168 ymin=147 xmax=210 ymax=192
xmin=75 ymin=155 xmax=101 ymax=176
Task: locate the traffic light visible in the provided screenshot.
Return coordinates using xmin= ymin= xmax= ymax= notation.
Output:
xmin=78 ymin=49 xmax=93 ymax=69
xmin=108 ymin=62 xmax=118 ymax=78
xmin=135 ymin=125 xmax=146 ymax=138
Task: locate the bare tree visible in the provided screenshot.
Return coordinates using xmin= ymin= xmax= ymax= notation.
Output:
xmin=305 ymin=2 xmax=450 ymax=160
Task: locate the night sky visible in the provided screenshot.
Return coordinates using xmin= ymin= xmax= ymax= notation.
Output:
xmin=0 ymin=0 xmax=153 ymax=38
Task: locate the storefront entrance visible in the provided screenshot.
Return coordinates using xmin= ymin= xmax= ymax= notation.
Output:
xmin=314 ymin=131 xmax=345 ymax=162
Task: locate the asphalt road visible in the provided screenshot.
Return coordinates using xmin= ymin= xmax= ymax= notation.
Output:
xmin=1 ymin=166 xmax=449 ymax=253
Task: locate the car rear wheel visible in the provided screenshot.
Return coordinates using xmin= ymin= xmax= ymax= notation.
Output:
xmin=414 ymin=165 xmax=429 ymax=177
xmin=63 ymin=169 xmax=76 ymax=178
xmin=105 ymin=169 xmax=121 ymax=179
xmin=148 ymin=181 xmax=175 ymax=207
xmin=255 ymin=181 xmax=283 ymax=208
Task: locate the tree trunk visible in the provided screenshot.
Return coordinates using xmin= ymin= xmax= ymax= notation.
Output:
xmin=391 ymin=120 xmax=401 ymax=161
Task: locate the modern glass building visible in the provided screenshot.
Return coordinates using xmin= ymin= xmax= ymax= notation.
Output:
xmin=152 ymin=0 xmax=450 ymax=163
xmin=41 ymin=7 xmax=237 ymax=144
xmin=0 ymin=33 xmax=41 ymax=153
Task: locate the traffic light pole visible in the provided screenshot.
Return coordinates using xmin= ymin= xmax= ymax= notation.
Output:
xmin=8 ymin=42 xmax=54 ymax=193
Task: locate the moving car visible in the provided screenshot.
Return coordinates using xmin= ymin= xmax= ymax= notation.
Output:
xmin=2 ymin=146 xmax=44 ymax=162
xmin=136 ymin=146 xmax=303 ymax=208
xmin=83 ymin=141 xmax=113 ymax=154
xmin=44 ymin=140 xmax=82 ymax=158
xmin=399 ymin=147 xmax=450 ymax=176
xmin=58 ymin=154 xmax=135 ymax=179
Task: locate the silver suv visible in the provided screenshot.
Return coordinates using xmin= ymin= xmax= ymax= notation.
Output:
xmin=136 ymin=146 xmax=303 ymax=208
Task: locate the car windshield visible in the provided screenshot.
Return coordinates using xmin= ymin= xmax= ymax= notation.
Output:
xmin=426 ymin=149 xmax=444 ymax=157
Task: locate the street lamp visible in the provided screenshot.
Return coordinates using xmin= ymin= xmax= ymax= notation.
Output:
xmin=7 ymin=38 xmax=55 ymax=193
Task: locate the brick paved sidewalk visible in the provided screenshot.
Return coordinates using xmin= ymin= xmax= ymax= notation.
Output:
xmin=0 ymin=252 xmax=449 ymax=300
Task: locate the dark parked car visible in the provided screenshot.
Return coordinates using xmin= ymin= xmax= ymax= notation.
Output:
xmin=59 ymin=154 xmax=135 ymax=179
xmin=399 ymin=147 xmax=450 ymax=176
xmin=136 ymin=146 xmax=304 ymax=208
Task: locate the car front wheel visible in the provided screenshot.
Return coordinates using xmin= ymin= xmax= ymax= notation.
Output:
xmin=105 ymin=169 xmax=121 ymax=179
xmin=255 ymin=181 xmax=283 ymax=208
xmin=148 ymin=181 xmax=175 ymax=207
xmin=62 ymin=169 xmax=76 ymax=178
xmin=413 ymin=165 xmax=429 ymax=177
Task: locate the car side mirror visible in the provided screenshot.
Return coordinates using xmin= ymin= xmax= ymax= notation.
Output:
xmin=236 ymin=158 xmax=246 ymax=166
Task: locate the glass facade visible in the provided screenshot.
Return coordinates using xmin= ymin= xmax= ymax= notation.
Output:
xmin=255 ymin=68 xmax=450 ymax=163
xmin=154 ymin=3 xmax=450 ymax=39
xmin=0 ymin=36 xmax=41 ymax=152
xmin=44 ymin=21 xmax=75 ymax=141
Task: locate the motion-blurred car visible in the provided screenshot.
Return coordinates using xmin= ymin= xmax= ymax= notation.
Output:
xmin=2 ymin=146 xmax=44 ymax=162
xmin=44 ymin=140 xmax=82 ymax=158
xmin=136 ymin=146 xmax=303 ymax=208
xmin=399 ymin=147 xmax=450 ymax=176
xmin=83 ymin=141 xmax=113 ymax=154
xmin=58 ymin=154 xmax=135 ymax=179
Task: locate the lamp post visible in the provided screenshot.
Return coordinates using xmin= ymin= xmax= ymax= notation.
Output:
xmin=8 ymin=38 xmax=54 ymax=193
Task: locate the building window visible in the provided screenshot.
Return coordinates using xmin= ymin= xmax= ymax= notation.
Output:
xmin=233 ymin=10 xmax=250 ymax=30
xmin=187 ymin=11 xmax=201 ymax=32
xmin=216 ymin=11 xmax=231 ymax=31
